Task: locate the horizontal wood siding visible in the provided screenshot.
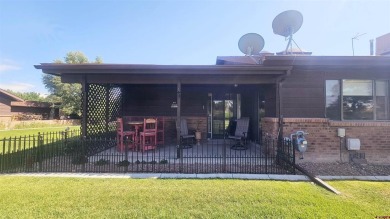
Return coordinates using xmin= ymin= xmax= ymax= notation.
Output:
xmin=281 ymin=70 xmax=325 ymax=118
xmin=264 ymin=84 xmax=276 ymax=117
xmin=123 ymin=85 xmax=208 ymax=117
xmin=280 ymin=67 xmax=390 ymax=118
xmin=0 ymin=95 xmax=11 ymax=115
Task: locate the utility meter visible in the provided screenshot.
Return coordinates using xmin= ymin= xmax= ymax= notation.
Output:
xmin=290 ymin=131 xmax=308 ymax=159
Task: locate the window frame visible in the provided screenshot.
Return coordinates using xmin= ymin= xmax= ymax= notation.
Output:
xmin=325 ymin=79 xmax=390 ymax=121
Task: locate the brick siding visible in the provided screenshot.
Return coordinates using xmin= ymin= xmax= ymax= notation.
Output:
xmin=261 ymin=117 xmax=390 ymax=164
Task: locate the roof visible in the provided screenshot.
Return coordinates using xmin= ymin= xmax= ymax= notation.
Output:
xmin=216 ymin=56 xmax=262 ymax=65
xmin=275 ymin=47 xmax=312 ymax=55
xmin=262 ymin=55 xmax=390 ymax=67
xmin=34 ymin=63 xmax=291 ymax=75
xmin=34 ymin=63 xmax=292 ymax=84
xmin=11 ymin=101 xmax=59 ymax=108
xmin=0 ymin=88 xmax=25 ymax=102
xmin=34 ymin=56 xmax=390 ymax=84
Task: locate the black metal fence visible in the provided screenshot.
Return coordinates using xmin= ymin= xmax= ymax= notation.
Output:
xmin=0 ymin=130 xmax=295 ymax=174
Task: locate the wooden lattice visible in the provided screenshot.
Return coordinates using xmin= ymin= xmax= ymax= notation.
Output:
xmin=81 ymin=84 xmax=122 ymax=154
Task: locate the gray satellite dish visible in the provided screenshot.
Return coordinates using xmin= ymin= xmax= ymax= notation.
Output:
xmin=272 ymin=10 xmax=304 ymax=55
xmin=238 ymin=33 xmax=265 ymax=56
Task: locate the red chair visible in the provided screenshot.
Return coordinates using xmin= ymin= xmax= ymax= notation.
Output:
xmin=116 ymin=118 xmax=136 ymax=152
xmin=139 ymin=118 xmax=158 ymax=152
xmin=157 ymin=117 xmax=165 ymax=145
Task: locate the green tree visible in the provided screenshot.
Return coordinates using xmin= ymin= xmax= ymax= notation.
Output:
xmin=42 ymin=51 xmax=102 ymax=116
xmin=5 ymin=90 xmax=46 ymax=101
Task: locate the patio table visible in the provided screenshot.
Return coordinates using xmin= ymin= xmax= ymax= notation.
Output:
xmin=127 ymin=121 xmax=144 ymax=150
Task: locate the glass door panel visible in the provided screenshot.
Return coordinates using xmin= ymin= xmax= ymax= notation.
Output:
xmin=209 ymin=94 xmax=235 ymax=138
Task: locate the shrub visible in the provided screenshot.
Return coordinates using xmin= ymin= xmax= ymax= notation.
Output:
xmin=117 ymin=160 xmax=130 ymax=166
xmin=71 ymin=155 xmax=88 ymax=165
xmin=0 ymin=122 xmax=7 ymax=130
xmin=159 ymin=159 xmax=169 ymax=164
xmin=95 ymin=158 xmax=110 ymax=166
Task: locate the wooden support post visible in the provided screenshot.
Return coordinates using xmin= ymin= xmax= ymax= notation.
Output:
xmin=81 ymin=75 xmax=88 ymax=138
xmin=176 ymin=81 xmax=182 ymax=160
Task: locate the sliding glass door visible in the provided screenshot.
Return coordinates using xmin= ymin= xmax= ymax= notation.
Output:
xmin=208 ymin=93 xmax=240 ymax=139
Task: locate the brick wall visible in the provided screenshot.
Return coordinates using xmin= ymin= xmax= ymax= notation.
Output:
xmin=261 ymin=117 xmax=390 ymax=164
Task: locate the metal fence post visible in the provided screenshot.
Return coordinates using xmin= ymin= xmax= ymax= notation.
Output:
xmin=222 ymin=138 xmax=227 ymax=173
xmin=38 ymin=132 xmax=43 ymax=172
xmin=124 ymin=136 xmax=129 ymax=173
xmin=1 ymin=138 xmax=5 ymax=173
xmin=81 ymin=136 xmax=86 ymax=172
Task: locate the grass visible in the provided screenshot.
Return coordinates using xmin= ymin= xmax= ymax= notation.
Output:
xmin=0 ymin=126 xmax=80 ymax=156
xmin=0 ymin=126 xmax=80 ymax=139
xmin=0 ymin=177 xmax=388 ymax=218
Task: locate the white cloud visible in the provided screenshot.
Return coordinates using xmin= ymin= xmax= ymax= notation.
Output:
xmin=0 ymin=64 xmax=21 ymax=72
xmin=0 ymin=59 xmax=21 ymax=73
xmin=0 ymin=82 xmax=34 ymax=92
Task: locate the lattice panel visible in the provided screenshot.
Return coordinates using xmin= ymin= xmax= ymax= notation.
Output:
xmin=86 ymin=84 xmax=107 ymax=137
xmin=107 ymin=86 xmax=122 ymax=133
xmin=80 ymin=84 xmax=122 ymax=154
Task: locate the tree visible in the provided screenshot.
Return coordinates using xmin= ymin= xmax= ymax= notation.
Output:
xmin=6 ymin=90 xmax=46 ymax=101
xmin=42 ymin=51 xmax=102 ymax=116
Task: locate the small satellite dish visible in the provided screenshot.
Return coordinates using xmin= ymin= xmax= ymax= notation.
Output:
xmin=238 ymin=33 xmax=265 ymax=56
xmin=272 ymin=10 xmax=304 ymax=55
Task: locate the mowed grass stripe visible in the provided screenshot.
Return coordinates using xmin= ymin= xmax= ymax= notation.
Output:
xmin=0 ymin=177 xmax=388 ymax=218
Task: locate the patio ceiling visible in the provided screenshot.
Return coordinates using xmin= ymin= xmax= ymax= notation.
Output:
xmin=34 ymin=64 xmax=292 ymax=84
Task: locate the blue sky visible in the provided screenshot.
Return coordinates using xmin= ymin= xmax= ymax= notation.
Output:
xmin=0 ymin=0 xmax=389 ymax=94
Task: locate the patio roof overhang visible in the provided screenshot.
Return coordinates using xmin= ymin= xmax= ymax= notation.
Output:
xmin=34 ymin=64 xmax=292 ymax=84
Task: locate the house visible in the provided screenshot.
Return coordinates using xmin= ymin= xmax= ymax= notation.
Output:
xmin=0 ymin=88 xmax=60 ymax=123
xmin=35 ymin=55 xmax=390 ymax=164
xmin=376 ymin=33 xmax=390 ymax=56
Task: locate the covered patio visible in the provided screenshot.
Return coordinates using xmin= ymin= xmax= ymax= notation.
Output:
xmin=35 ymin=64 xmax=291 ymax=141
xmin=34 ymin=63 xmax=295 ymax=174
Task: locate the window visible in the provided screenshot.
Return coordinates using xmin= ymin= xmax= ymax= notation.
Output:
xmin=376 ymin=80 xmax=389 ymax=120
xmin=325 ymin=80 xmax=341 ymax=120
xmin=343 ymin=80 xmax=373 ymax=120
xmin=325 ymin=80 xmax=389 ymax=120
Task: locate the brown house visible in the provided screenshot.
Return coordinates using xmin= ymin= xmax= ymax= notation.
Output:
xmin=0 ymin=88 xmax=59 ymax=122
xmin=35 ymin=55 xmax=390 ymax=164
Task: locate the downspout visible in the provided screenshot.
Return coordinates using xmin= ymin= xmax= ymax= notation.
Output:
xmin=276 ymin=68 xmax=291 ymax=139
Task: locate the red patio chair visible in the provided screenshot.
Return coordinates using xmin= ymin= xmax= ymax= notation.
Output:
xmin=157 ymin=117 xmax=165 ymax=145
xmin=139 ymin=118 xmax=158 ymax=152
xmin=116 ymin=118 xmax=136 ymax=152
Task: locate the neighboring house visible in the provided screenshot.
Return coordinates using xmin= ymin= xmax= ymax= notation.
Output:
xmin=0 ymin=88 xmax=60 ymax=123
xmin=35 ymin=55 xmax=390 ymax=164
xmin=376 ymin=33 xmax=390 ymax=56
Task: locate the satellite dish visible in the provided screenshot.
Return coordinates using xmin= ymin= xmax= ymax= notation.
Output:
xmin=272 ymin=10 xmax=303 ymax=37
xmin=238 ymin=33 xmax=265 ymax=56
xmin=272 ymin=10 xmax=304 ymax=55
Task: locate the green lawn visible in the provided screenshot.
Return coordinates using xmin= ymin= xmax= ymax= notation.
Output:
xmin=0 ymin=126 xmax=80 ymax=139
xmin=0 ymin=177 xmax=388 ymax=218
xmin=0 ymin=126 xmax=80 ymax=154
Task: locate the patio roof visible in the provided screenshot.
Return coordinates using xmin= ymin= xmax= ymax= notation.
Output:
xmin=34 ymin=63 xmax=292 ymax=84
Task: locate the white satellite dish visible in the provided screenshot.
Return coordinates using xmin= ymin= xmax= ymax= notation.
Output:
xmin=238 ymin=33 xmax=265 ymax=56
xmin=272 ymin=10 xmax=304 ymax=55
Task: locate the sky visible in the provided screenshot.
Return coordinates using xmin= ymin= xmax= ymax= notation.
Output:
xmin=0 ymin=0 xmax=389 ymax=95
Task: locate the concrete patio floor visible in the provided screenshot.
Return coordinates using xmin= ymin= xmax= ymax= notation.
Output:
xmin=89 ymin=139 xmax=276 ymax=165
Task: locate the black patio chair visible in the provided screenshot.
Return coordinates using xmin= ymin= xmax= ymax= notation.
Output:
xmin=228 ymin=117 xmax=249 ymax=150
xmin=178 ymin=118 xmax=195 ymax=148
